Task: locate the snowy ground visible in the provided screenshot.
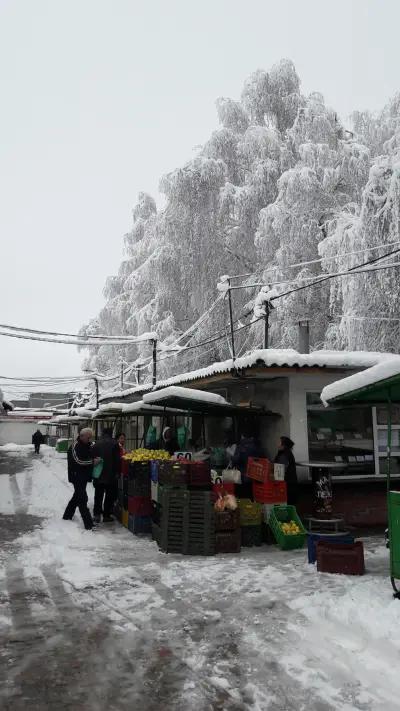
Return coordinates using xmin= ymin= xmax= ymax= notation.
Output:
xmin=0 ymin=446 xmax=399 ymax=711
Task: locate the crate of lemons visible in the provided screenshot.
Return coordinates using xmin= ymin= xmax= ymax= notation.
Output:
xmin=123 ymin=448 xmax=171 ymax=462
xmin=280 ymin=520 xmax=302 ymax=535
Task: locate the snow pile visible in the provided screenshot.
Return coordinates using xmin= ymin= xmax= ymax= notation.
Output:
xmin=321 ymin=354 xmax=400 ymax=405
xmin=143 ymin=385 xmax=229 ymax=406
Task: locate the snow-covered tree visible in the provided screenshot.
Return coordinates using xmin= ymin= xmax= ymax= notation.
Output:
xmin=81 ymin=59 xmax=400 ymax=382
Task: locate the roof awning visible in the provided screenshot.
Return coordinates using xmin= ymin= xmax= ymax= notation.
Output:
xmin=321 ymin=357 xmax=400 ymax=407
xmin=92 ymin=399 xmax=186 ymax=419
xmin=142 ymin=385 xmax=278 ymax=417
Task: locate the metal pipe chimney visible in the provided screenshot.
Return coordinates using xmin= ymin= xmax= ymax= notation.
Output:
xmin=298 ymin=320 xmax=310 ymax=354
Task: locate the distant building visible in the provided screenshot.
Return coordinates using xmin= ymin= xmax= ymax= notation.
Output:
xmin=28 ymin=392 xmax=75 ymax=409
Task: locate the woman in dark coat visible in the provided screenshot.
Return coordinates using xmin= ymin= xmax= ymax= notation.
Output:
xmin=274 ymin=436 xmax=298 ymax=505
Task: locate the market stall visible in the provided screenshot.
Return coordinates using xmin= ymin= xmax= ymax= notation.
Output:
xmin=321 ymin=358 xmax=400 ymax=595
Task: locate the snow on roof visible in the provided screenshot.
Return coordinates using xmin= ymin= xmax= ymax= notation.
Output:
xmin=321 ymin=355 xmax=400 ymax=405
xmin=99 ymin=348 xmax=391 ymax=403
xmin=70 ymin=407 xmax=95 ymax=418
xmin=143 ymin=386 xmax=229 ymax=406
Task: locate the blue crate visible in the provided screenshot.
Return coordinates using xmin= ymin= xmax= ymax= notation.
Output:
xmin=128 ymin=514 xmax=152 ymax=535
xmin=307 ymin=532 xmax=354 ymax=564
xmin=150 ymin=460 xmax=159 ymax=483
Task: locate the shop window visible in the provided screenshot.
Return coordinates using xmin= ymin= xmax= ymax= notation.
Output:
xmin=374 ymin=406 xmax=400 ymax=475
xmin=306 ymin=393 xmax=375 ymax=475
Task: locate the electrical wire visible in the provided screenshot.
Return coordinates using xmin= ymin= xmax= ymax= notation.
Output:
xmin=228 ymin=239 xmax=400 ymax=281
xmin=0 ymin=322 xmax=152 ymax=341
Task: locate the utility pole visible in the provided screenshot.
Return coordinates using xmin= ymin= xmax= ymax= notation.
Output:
xmin=263 ymin=301 xmax=273 ymax=349
xmin=227 ymin=278 xmax=236 ymax=361
xmin=120 ymin=360 xmax=124 ymax=390
xmin=152 ymin=339 xmax=157 ymax=386
xmin=93 ymin=377 xmax=99 ymax=409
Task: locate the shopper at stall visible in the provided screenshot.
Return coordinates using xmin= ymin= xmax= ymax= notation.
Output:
xmin=274 ymin=436 xmax=298 ymax=505
xmin=92 ymin=428 xmax=121 ymax=523
xmin=116 ymin=431 xmax=129 ymax=476
xmin=63 ymin=428 xmax=98 ymax=530
xmin=162 ymin=426 xmax=178 ymax=456
xmin=231 ymin=422 xmax=263 ymax=498
xmin=32 ymin=429 xmax=45 ymax=454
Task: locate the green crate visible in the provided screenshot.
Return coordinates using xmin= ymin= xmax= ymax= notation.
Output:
xmin=269 ymin=505 xmax=306 ymax=551
xmin=238 ymin=499 xmax=263 ymax=526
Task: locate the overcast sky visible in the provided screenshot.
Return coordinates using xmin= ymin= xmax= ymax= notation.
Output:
xmin=1 ymin=0 xmax=400 ymax=395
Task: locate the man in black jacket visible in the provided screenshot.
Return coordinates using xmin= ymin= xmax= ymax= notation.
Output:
xmin=92 ymin=428 xmax=121 ymax=523
xmin=32 ymin=429 xmax=45 ymax=454
xmin=274 ymin=436 xmax=298 ymax=505
xmin=63 ymin=428 xmax=99 ymax=530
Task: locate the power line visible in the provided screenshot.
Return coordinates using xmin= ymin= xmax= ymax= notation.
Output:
xmin=228 ymin=239 xmax=400 ymax=281
xmin=0 ymin=322 xmax=153 ymax=342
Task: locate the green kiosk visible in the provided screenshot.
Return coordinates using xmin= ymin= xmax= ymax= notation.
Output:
xmin=322 ymin=359 xmax=400 ymax=598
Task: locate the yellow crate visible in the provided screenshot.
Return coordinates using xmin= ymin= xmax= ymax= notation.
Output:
xmin=122 ymin=509 xmax=129 ymax=528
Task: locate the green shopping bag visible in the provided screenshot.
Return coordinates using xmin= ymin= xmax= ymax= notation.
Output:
xmin=92 ymin=458 xmax=103 ymax=479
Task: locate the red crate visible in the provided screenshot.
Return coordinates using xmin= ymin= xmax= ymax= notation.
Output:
xmin=213 ymin=482 xmax=235 ymax=496
xmin=186 ymin=460 xmax=211 ymax=487
xmin=247 ymin=457 xmax=274 ymax=482
xmin=253 ymin=480 xmax=287 ymax=504
xmin=127 ymin=496 xmax=153 ymax=516
xmin=316 ymin=541 xmax=365 ymax=576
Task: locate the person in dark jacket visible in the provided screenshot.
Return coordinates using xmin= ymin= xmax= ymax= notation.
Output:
xmin=92 ymin=428 xmax=121 ymax=523
xmin=274 ymin=436 xmax=298 ymax=505
xmin=32 ymin=429 xmax=45 ymax=454
xmin=162 ymin=427 xmax=178 ymax=456
xmin=63 ymin=428 xmax=98 ymax=530
xmin=232 ymin=422 xmax=263 ymax=499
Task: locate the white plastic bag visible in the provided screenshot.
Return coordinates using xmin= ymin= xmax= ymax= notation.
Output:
xmin=222 ymin=467 xmax=242 ymax=484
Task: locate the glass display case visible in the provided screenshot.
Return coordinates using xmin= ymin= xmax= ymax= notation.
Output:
xmin=374 ymin=406 xmax=400 ymax=475
xmin=306 ymin=393 xmax=375 ymax=476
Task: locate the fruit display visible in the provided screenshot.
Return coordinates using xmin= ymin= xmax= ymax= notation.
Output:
xmin=123 ymin=448 xmax=171 ymax=462
xmin=280 ymin=520 xmax=301 ymax=535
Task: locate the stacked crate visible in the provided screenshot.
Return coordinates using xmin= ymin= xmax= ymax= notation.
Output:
xmin=238 ymin=499 xmax=263 ymax=547
xmin=126 ymin=461 xmax=152 ymax=535
xmin=153 ymin=460 xmax=215 ymax=555
xmin=215 ymin=508 xmax=241 ymax=554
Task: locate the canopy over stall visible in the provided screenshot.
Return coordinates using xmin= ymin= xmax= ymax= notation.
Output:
xmin=321 ymin=357 xmax=400 ymax=597
xmin=142 ymin=385 xmax=277 ymax=417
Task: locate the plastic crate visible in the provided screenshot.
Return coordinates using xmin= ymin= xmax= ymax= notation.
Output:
xmin=128 ymin=514 xmax=152 ymax=535
xmin=186 ymin=461 xmax=212 ymax=487
xmin=122 ymin=509 xmax=129 ymax=528
xmin=128 ymin=496 xmax=153 ymax=516
xmin=216 ymin=529 xmax=241 ymax=554
xmin=158 ymin=461 xmax=188 ymax=486
xmin=307 ymin=533 xmax=355 ymax=564
xmin=316 ymin=541 xmax=365 ymax=575
xmin=241 ymin=524 xmax=263 ymax=547
xmin=269 ymin=504 xmax=306 ymax=550
xmin=253 ymin=480 xmax=287 ymax=504
xmin=215 ymin=509 xmax=240 ymax=531
xmin=157 ymin=489 xmax=215 ymax=555
xmin=238 ymin=499 xmax=263 ymax=526
xmin=246 ymin=457 xmax=274 ymax=482
xmin=128 ymin=461 xmax=151 ymax=480
xmin=128 ymin=477 xmax=151 ymax=498
xmin=213 ymin=482 xmax=235 ymax=496
xmin=150 ymin=460 xmax=159 ymax=483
